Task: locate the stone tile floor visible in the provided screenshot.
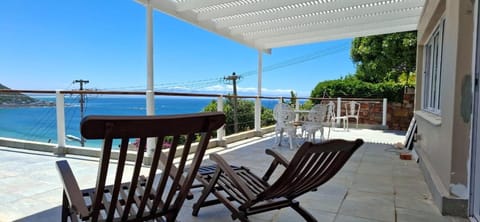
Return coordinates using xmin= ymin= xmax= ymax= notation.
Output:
xmin=0 ymin=128 xmax=470 ymax=222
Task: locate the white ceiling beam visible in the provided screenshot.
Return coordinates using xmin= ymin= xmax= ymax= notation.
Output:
xmin=228 ymin=4 xmax=423 ymax=35
xmin=239 ymin=11 xmax=421 ymax=39
xmin=261 ymin=24 xmax=417 ymax=49
xmin=176 ymin=0 xmax=239 ymax=12
xmin=138 ymin=0 xmax=425 ymax=50
xmin=147 ymin=0 xmax=266 ymax=50
xmin=212 ymin=0 xmax=424 ymax=28
xmin=255 ymin=19 xmax=419 ymax=49
xmin=197 ymin=0 xmax=313 ymax=21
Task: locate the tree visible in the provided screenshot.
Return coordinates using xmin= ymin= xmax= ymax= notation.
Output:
xmin=351 ymin=31 xmax=417 ymax=83
xmin=202 ymin=98 xmax=275 ymax=135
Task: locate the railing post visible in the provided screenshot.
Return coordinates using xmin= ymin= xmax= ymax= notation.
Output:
xmin=255 ymin=50 xmax=263 ymax=135
xmin=336 ymin=97 xmax=342 ymax=124
xmin=295 ymin=99 xmax=300 ymax=122
xmin=55 ymin=90 xmax=66 ymax=156
xmin=145 ymin=90 xmax=155 ymax=162
xmin=254 ymin=96 xmax=261 ymax=133
xmin=217 ymin=96 xmax=225 ymax=143
xmin=382 ymin=98 xmax=388 ymax=127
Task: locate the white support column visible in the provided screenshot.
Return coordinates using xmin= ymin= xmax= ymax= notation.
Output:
xmin=336 ymin=97 xmax=342 ymax=124
xmin=255 ymin=50 xmax=263 ymax=132
xmin=217 ymin=96 xmax=225 ymax=141
xmin=382 ymin=98 xmax=388 ymax=126
xmin=145 ymin=0 xmax=156 ymax=159
xmin=55 ymin=90 xmax=66 ymax=156
xmin=146 ymin=0 xmax=154 ymax=117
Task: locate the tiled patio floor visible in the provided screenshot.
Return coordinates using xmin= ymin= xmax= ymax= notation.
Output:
xmin=0 ymin=128 xmax=470 ymax=222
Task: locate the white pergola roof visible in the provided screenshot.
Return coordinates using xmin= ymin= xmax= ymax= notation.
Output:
xmin=137 ymin=0 xmax=425 ymax=51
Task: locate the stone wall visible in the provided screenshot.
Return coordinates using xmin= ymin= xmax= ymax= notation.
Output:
xmin=387 ymin=92 xmax=415 ymax=130
xmin=325 ymin=90 xmax=415 ymax=131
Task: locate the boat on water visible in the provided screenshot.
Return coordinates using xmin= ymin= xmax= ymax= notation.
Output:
xmin=66 ymin=134 xmax=82 ymax=143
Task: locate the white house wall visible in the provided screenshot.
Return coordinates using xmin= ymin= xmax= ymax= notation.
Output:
xmin=415 ymin=0 xmax=473 ymax=216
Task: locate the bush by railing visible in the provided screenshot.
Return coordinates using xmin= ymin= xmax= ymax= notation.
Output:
xmin=311 ymin=78 xmax=407 ymax=103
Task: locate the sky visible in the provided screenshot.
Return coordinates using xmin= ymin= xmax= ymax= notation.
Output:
xmin=0 ymin=0 xmax=356 ymax=97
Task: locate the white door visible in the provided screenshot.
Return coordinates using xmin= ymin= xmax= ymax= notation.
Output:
xmin=470 ymin=0 xmax=480 ymax=220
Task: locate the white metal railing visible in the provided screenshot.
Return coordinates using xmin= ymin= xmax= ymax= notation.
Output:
xmin=1 ymin=89 xmax=389 ymax=156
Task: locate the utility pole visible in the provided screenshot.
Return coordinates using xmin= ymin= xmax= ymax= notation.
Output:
xmin=224 ymin=72 xmax=240 ymax=133
xmin=73 ymin=79 xmax=89 ymax=147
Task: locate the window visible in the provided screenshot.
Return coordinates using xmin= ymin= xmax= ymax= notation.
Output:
xmin=423 ymin=19 xmax=445 ymax=114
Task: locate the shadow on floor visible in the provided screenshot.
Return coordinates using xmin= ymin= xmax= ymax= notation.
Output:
xmin=14 ymin=206 xmax=61 ymax=222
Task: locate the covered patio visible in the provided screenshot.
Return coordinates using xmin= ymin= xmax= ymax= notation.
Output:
xmin=0 ymin=129 xmax=467 ymax=221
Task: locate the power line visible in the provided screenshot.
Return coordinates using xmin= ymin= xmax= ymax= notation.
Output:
xmin=96 ymin=43 xmax=349 ymax=92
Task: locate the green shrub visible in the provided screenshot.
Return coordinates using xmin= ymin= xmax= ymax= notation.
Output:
xmin=311 ymin=76 xmax=405 ymax=103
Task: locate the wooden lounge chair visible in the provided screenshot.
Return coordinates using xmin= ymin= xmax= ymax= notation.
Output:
xmin=192 ymin=139 xmax=364 ymax=222
xmin=56 ymin=112 xmax=225 ymax=222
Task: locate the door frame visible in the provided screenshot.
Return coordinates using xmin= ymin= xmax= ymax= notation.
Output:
xmin=469 ymin=0 xmax=480 ymax=220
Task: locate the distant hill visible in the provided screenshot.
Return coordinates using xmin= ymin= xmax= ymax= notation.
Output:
xmin=0 ymin=83 xmax=53 ymax=106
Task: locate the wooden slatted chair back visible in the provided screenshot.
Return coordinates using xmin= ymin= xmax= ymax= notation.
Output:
xmin=79 ymin=112 xmax=225 ymax=221
xmin=260 ymin=139 xmax=363 ymax=200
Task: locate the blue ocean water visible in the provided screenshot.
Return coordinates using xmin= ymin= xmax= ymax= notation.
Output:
xmin=0 ymin=96 xmax=278 ymax=148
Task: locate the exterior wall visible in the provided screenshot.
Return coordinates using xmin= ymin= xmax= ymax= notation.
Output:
xmin=415 ymin=0 xmax=473 ymax=216
xmin=451 ymin=0 xmax=473 ymax=199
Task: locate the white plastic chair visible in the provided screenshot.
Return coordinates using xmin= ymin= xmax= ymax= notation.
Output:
xmin=325 ymin=101 xmax=339 ymax=139
xmin=302 ymin=104 xmax=327 ymax=142
xmin=345 ymin=101 xmax=361 ymax=128
xmin=273 ymin=103 xmax=297 ymax=149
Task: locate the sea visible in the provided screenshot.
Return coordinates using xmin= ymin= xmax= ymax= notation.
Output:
xmin=0 ymin=95 xmax=278 ymax=148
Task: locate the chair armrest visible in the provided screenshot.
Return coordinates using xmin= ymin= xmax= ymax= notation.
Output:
xmin=56 ymin=160 xmax=90 ymax=219
xmin=265 ymin=149 xmax=290 ymax=167
xmin=209 ymin=154 xmax=256 ymax=201
xmin=262 ymin=149 xmax=290 ymax=181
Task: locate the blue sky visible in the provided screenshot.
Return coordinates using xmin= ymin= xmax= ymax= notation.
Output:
xmin=0 ymin=0 xmax=356 ymax=97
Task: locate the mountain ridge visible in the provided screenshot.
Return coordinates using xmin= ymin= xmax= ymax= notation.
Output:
xmin=0 ymin=84 xmax=53 ymax=106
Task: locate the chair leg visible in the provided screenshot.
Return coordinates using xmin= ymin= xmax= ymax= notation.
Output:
xmin=61 ymin=190 xmax=69 ymax=222
xmin=319 ymin=127 xmax=325 ymax=141
xmin=273 ymin=129 xmax=284 ymax=147
xmin=291 ymin=200 xmax=317 ymax=222
xmin=192 ymin=169 xmax=222 ymax=216
xmin=327 ymin=125 xmax=331 ymax=140
xmin=236 ymin=211 xmax=250 ymax=222
xmin=279 ymin=129 xmax=284 ymax=146
xmin=288 ymin=136 xmax=294 ymax=150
